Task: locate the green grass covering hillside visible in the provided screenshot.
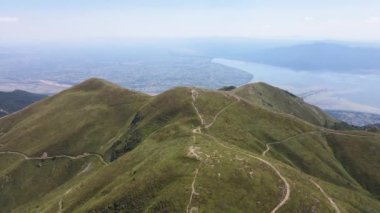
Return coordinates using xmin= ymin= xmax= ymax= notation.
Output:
xmin=0 ymin=78 xmax=379 ymax=212
xmin=325 ymin=132 xmax=380 ymax=198
xmin=0 ymin=78 xmax=151 ymax=156
xmin=233 ymin=82 xmax=338 ymax=127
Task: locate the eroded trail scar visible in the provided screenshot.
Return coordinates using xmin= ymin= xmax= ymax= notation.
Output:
xmin=205 ymin=96 xmax=240 ymax=129
xmin=206 ymin=133 xmax=291 ymax=213
xmin=186 ymin=167 xmax=200 ymax=213
xmin=262 ymin=131 xmax=319 ymax=157
xmin=187 ymin=89 xmax=204 ymax=213
xmin=310 ymin=180 xmax=340 ymax=213
xmin=58 ymin=199 xmax=63 ymax=213
xmin=189 ymin=89 xmax=290 ymax=213
xmin=0 ymin=151 xmax=108 ymax=165
xmin=191 ymin=89 xmax=205 ymax=126
xmin=58 ymin=188 xmax=72 ymax=213
xmin=191 ymin=89 xmax=240 ymax=130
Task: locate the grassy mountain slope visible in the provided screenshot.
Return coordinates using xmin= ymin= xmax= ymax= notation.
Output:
xmin=0 ymin=78 xmax=151 ymax=156
xmin=325 ymin=132 xmax=380 ymax=198
xmin=196 ymin=88 xmax=379 ymax=210
xmin=0 ymin=79 xmax=379 ymax=212
xmin=233 ymin=82 xmax=338 ymax=127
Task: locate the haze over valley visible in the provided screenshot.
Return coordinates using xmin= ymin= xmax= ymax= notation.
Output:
xmin=2 ymin=40 xmax=380 ymax=125
xmin=1 ymin=1 xmax=380 ymax=212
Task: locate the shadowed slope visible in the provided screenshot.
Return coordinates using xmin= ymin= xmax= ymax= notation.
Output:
xmin=0 ymin=90 xmax=46 ymax=117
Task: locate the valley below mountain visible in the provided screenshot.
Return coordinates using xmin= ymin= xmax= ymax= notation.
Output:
xmin=0 ymin=78 xmax=379 ymax=212
xmin=0 ymin=90 xmax=46 ymax=118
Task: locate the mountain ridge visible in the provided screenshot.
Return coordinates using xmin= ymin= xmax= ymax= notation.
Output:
xmin=0 ymin=78 xmax=379 ymax=212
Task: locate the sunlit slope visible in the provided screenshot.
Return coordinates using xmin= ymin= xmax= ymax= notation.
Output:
xmin=0 ymin=79 xmax=379 ymax=212
xmin=195 ymin=88 xmax=380 ymax=212
xmin=0 ymin=78 xmax=151 ymax=156
xmin=233 ymin=82 xmax=338 ymax=127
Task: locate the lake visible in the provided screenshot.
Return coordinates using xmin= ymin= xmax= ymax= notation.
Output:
xmin=213 ymin=58 xmax=380 ymax=114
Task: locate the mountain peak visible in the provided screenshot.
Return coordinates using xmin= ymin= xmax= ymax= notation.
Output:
xmin=234 ymin=82 xmax=337 ymax=126
xmin=72 ymin=78 xmax=121 ymax=91
xmin=0 ymin=79 xmax=379 ymax=212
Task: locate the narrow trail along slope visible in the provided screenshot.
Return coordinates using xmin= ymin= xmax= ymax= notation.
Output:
xmin=310 ymin=180 xmax=341 ymax=213
xmin=58 ymin=188 xmax=73 ymax=213
xmin=186 ymin=89 xmax=205 ymax=213
xmin=204 ymin=93 xmax=240 ymax=129
xmin=1 ymin=79 xmax=379 ymax=212
xmin=0 ymin=151 xmax=108 ymax=165
xmin=262 ymin=131 xmax=319 ymax=157
xmin=259 ymin=131 xmax=341 ymax=213
xmin=190 ymin=89 xmax=290 ymax=213
xmin=186 ymin=168 xmax=200 ymax=213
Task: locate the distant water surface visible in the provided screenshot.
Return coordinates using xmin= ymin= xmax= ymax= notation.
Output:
xmin=213 ymin=58 xmax=380 ymax=114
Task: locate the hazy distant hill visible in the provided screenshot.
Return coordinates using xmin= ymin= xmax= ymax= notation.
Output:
xmin=363 ymin=123 xmax=380 ymax=132
xmin=245 ymin=42 xmax=380 ymax=72
xmin=0 ymin=79 xmax=379 ymax=212
xmin=0 ymin=90 xmax=46 ymax=117
xmin=327 ymin=110 xmax=380 ymax=126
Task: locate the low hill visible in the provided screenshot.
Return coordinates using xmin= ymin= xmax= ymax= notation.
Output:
xmin=233 ymin=82 xmax=338 ymax=127
xmin=0 ymin=90 xmax=46 ymax=117
xmin=0 ymin=78 xmax=379 ymax=212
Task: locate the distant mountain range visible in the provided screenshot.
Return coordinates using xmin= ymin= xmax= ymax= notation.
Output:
xmin=205 ymin=42 xmax=380 ymax=72
xmin=0 ymin=78 xmax=379 ymax=212
xmin=326 ymin=110 xmax=380 ymax=126
xmin=0 ymin=90 xmax=46 ymax=117
xmin=363 ymin=123 xmax=380 ymax=132
xmin=244 ymin=42 xmax=380 ymax=72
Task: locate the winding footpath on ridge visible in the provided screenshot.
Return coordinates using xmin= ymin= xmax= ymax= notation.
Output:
xmin=260 ymin=132 xmax=341 ymax=213
xmin=204 ymin=94 xmax=240 ymax=129
xmin=186 ymin=89 xmax=204 ymax=213
xmin=310 ymin=180 xmax=341 ymax=213
xmin=188 ymin=89 xmax=290 ymax=213
xmin=58 ymin=188 xmax=73 ymax=213
xmin=0 ymin=88 xmax=345 ymax=212
xmin=0 ymin=150 xmax=108 ymax=213
xmin=262 ymin=131 xmax=319 ymax=157
xmin=0 ymin=150 xmax=108 ymax=165
xmin=186 ymin=167 xmax=200 ymax=213
xmin=205 ymin=133 xmax=290 ymax=213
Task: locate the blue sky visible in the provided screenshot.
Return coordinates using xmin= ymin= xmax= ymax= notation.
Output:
xmin=1 ymin=0 xmax=380 ymax=42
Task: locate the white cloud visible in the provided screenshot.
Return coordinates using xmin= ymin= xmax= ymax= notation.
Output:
xmin=0 ymin=16 xmax=20 ymax=23
xmin=303 ymin=16 xmax=314 ymax=22
xmin=366 ymin=16 xmax=380 ymax=23
xmin=263 ymin=24 xmax=273 ymax=29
